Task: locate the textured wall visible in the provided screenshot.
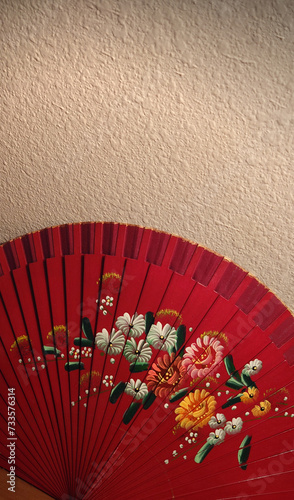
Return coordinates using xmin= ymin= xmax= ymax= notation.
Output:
xmin=0 ymin=0 xmax=293 ymax=310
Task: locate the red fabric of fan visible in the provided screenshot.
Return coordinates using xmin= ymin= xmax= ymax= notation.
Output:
xmin=0 ymin=222 xmax=293 ymax=499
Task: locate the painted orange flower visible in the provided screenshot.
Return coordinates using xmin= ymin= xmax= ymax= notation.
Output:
xmin=240 ymin=386 xmax=259 ymax=404
xmin=251 ymin=400 xmax=271 ymax=417
xmin=175 ymin=388 xmax=217 ymax=431
xmin=146 ymin=353 xmax=185 ymax=398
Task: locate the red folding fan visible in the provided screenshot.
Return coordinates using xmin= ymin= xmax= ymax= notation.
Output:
xmin=0 ymin=222 xmax=293 ymax=499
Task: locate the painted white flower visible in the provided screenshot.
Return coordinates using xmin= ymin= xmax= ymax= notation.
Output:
xmin=125 ymin=379 xmax=148 ymax=400
xmin=207 ymin=428 xmax=226 ymax=446
xmin=95 ymin=328 xmax=125 ymax=355
xmin=116 ymin=312 xmax=145 ymax=338
xmin=242 ymin=359 xmax=262 ymax=376
xmin=147 ymin=322 xmax=177 ymax=351
xmin=225 ymin=417 xmax=243 ymax=435
xmin=123 ymin=338 xmax=152 ymax=363
xmin=208 ymin=413 xmax=226 ymax=429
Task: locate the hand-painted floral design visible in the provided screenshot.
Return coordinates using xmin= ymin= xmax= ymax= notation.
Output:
xmin=207 ymin=428 xmax=226 ymax=445
xmin=125 ymin=379 xmax=148 ymax=400
xmin=242 ymin=359 xmax=262 ymax=376
xmin=146 ymin=353 xmax=185 ymax=397
xmin=175 ymin=389 xmax=217 ymax=431
xmin=251 ymin=400 xmax=271 ymax=417
xmin=240 ymin=386 xmax=259 ymax=404
xmin=209 ymin=413 xmax=226 ymax=429
xmin=10 ymin=335 xmax=32 ymax=362
xmin=225 ymin=417 xmax=243 ymax=434
xmin=95 ymin=328 xmax=125 ymax=355
xmin=147 ymin=322 xmax=177 ymax=351
xmin=123 ymin=338 xmax=152 ymax=363
xmin=182 ymin=335 xmax=224 ymax=379
xmin=115 ymin=312 xmax=145 ymax=338
xmin=47 ymin=325 xmax=68 ymax=349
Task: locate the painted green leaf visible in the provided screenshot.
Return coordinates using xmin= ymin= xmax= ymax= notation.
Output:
xmin=129 ymin=362 xmax=149 ymax=373
xmin=64 ymin=362 xmax=85 ymax=372
xmin=110 ymin=382 xmax=127 ymax=404
xmin=194 ymin=442 xmax=214 ymax=463
xmin=123 ymin=402 xmax=141 ymax=424
xmin=169 ymin=387 xmax=190 ymax=403
xmin=222 ymin=395 xmax=242 ymax=409
xmin=82 ymin=317 xmax=94 ymax=341
xmin=176 ymin=325 xmax=186 ymax=352
xmin=145 ymin=312 xmax=154 ymax=335
xmin=224 ymin=355 xmax=241 ymax=381
xmin=43 ymin=346 xmax=61 ymax=357
xmin=238 ymin=435 xmax=252 ymax=470
xmin=225 ymin=377 xmax=244 ymax=390
xmin=73 ymin=337 xmax=93 ymax=347
xmin=142 ymin=391 xmax=156 ymax=409
xmin=241 ymin=372 xmax=257 ymax=388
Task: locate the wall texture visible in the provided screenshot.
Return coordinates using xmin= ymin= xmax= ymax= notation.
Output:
xmin=0 ymin=0 xmax=293 ymax=310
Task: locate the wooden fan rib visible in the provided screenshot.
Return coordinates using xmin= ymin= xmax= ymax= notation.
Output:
xmin=0 ymin=298 xmax=68 ymax=493
xmin=0 ymin=340 xmax=67 ymax=490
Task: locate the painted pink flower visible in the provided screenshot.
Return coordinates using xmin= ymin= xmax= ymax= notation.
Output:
xmin=182 ymin=335 xmax=224 ymax=379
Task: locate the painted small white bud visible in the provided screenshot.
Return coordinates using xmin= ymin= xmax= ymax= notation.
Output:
xmin=189 ymin=327 xmax=193 ymax=332
xmin=110 ymin=358 xmax=115 ymax=364
xmin=103 ymin=310 xmax=107 ymax=315
xmin=164 ymin=460 xmax=169 ymax=464
xmin=164 ymin=403 xmax=169 ymax=409
xmin=100 ymin=305 xmax=104 ymax=310
xmin=216 ymin=373 xmax=221 ymax=378
xmin=28 ymin=358 xmax=31 ymax=362
xmin=284 ymin=412 xmax=288 ymax=416
xmin=183 ymin=455 xmax=187 ymax=460
xmin=217 ymin=392 xmax=221 ymax=397
xmin=93 ymin=388 xmax=97 ymax=392
xmin=37 ymin=356 xmax=41 ymax=361
xmin=19 ymin=359 xmax=22 ymax=363
xmin=61 ymin=353 xmax=65 ymax=358
xmin=110 ymin=375 xmax=113 ymax=379
xmin=226 ymin=390 xmax=229 ymax=394
xmin=89 ymin=353 xmax=92 ymax=357
xmin=179 ymin=444 xmax=184 ymax=448
xmin=79 ymin=396 xmax=82 ymax=400
xmin=85 ymin=390 xmax=89 ymax=394
xmin=105 ymin=375 xmax=109 ymax=380
xmin=232 ymin=405 xmax=237 ymax=410
xmin=32 ymin=366 xmax=35 ymax=371
xmin=190 ymin=432 xmax=194 ymax=437
xmin=284 ymin=397 xmax=288 ymax=401
xmin=84 ymin=403 xmax=87 ymax=407
xmin=206 ymin=382 xmax=210 ymax=387
xmin=245 ymin=412 xmax=250 ymax=416
xmin=41 ymin=364 xmax=45 ymax=369
xmin=188 ymin=439 xmax=192 ymax=444
xmin=102 ymin=299 xmax=106 ymax=304
xmin=71 ymin=402 xmax=75 ymax=406
xmin=275 ymin=407 xmax=279 ymax=412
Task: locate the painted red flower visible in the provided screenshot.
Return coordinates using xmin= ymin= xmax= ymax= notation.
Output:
xmin=146 ymin=353 xmax=185 ymax=398
xmin=182 ymin=335 xmax=224 ymax=379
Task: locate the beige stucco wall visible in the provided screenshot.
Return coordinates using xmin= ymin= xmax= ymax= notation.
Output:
xmin=0 ymin=0 xmax=293 ymax=311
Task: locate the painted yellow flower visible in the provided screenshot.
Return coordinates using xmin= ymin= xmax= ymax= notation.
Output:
xmin=175 ymin=389 xmax=217 ymax=431
xmin=251 ymin=400 xmax=271 ymax=417
xmin=240 ymin=386 xmax=259 ymax=404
